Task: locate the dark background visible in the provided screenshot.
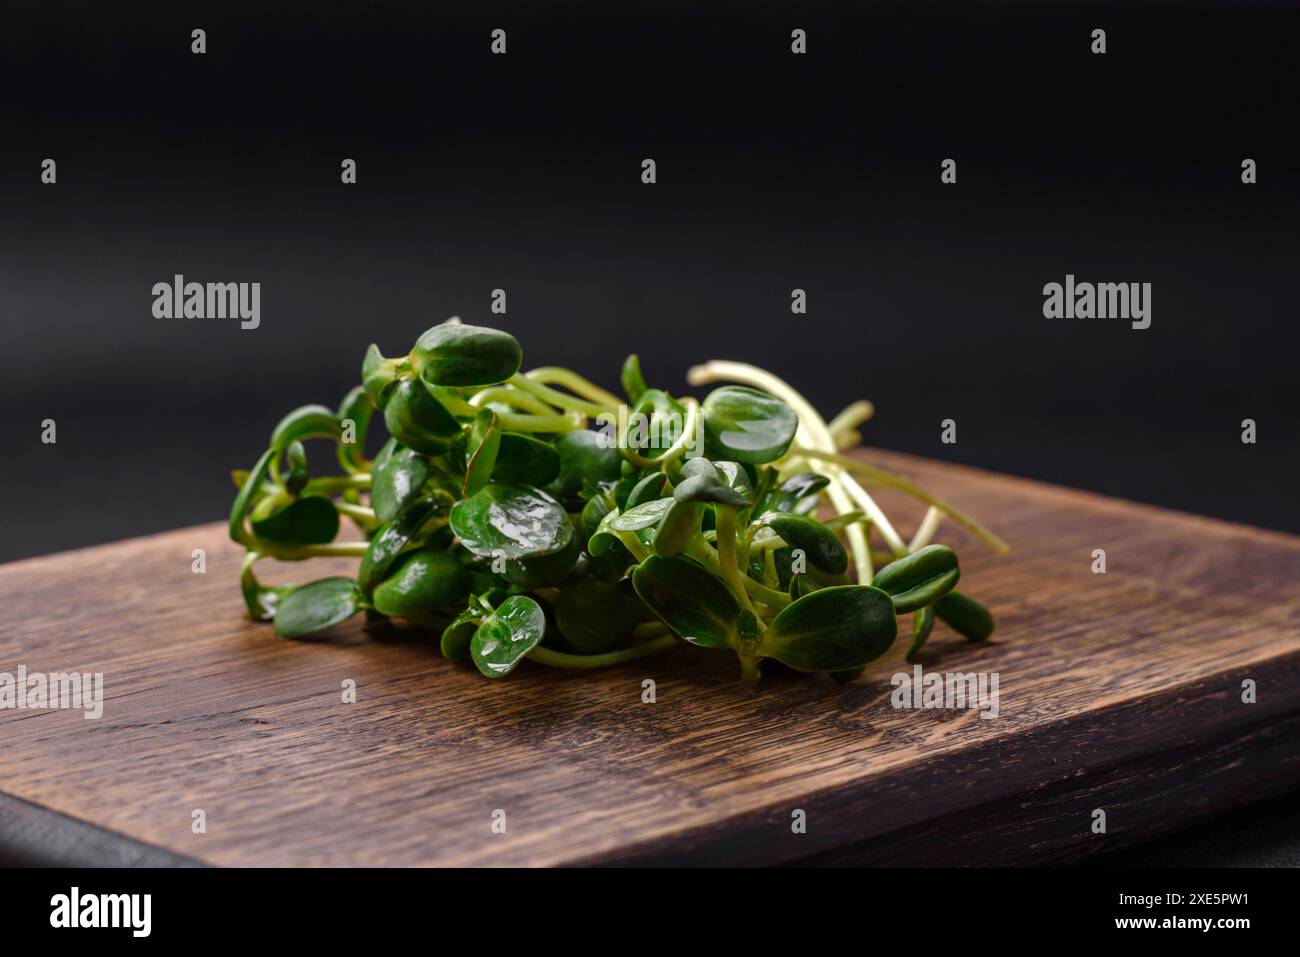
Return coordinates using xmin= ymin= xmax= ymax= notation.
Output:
xmin=3 ymin=2 xmax=1297 ymax=864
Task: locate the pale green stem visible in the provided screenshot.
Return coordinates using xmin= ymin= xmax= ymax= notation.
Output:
xmin=685 ymin=538 xmax=791 ymax=609
xmin=686 ymin=359 xmax=904 ymax=571
xmin=790 ymin=446 xmax=1008 ymax=554
xmin=304 ymin=474 xmax=372 ymax=493
xmin=508 ymin=373 xmax=612 ymax=418
xmin=468 ymin=386 xmax=555 ymax=416
xmin=909 ymin=506 xmax=943 ymax=552
xmin=336 ymin=501 xmax=378 ymax=530
xmin=617 ymin=397 xmax=701 ymax=470
xmin=828 ymin=399 xmax=874 ymax=450
xmin=527 ymin=633 xmax=678 ymax=669
xmin=714 ymin=506 xmax=757 ymax=618
xmin=525 ymin=367 xmax=623 ymax=409
xmin=251 ymin=541 xmax=370 ymax=561
xmin=496 ymin=410 xmax=587 ymax=433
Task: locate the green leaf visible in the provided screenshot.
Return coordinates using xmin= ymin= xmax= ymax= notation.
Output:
xmin=625 ymin=471 xmax=668 ymax=510
xmin=370 ymin=439 xmax=431 ymax=522
xmin=502 ymin=535 xmax=581 ymax=589
xmin=701 ymin=385 xmax=798 ymax=465
xmin=652 ymin=500 xmax=703 ymax=557
xmin=620 ymin=353 xmax=648 ymax=402
xmin=463 ymin=409 xmax=502 ymax=496
xmin=284 ymin=440 xmax=310 ymax=496
xmin=554 ymin=576 xmax=646 ymax=653
xmin=627 ymin=389 xmax=687 ymax=458
xmin=871 ymin=544 xmax=961 ymax=614
xmin=588 ymin=505 xmax=627 ymax=557
xmin=611 ymin=497 xmax=673 ymax=531
xmin=362 ymin=343 xmax=402 ymax=407
xmin=269 ymin=404 xmax=341 ymax=452
xmin=761 ymin=471 xmax=830 ymax=515
xmin=543 ymin=430 xmax=622 ymax=504
xmin=412 ymin=320 xmax=523 ymax=387
xmin=672 ymin=460 xmax=750 ymax=506
xmin=471 ymin=595 xmax=547 ymax=677
xmin=372 ymin=548 xmax=470 ymax=618
xmin=441 ymin=605 xmax=484 ymax=661
xmin=274 ymin=578 xmax=362 ymax=638
xmin=449 ymin=482 xmax=574 ymax=560
xmin=934 ymin=591 xmax=995 ymax=642
xmin=632 ymin=556 xmax=739 ymax=649
xmin=907 ymin=605 xmax=936 ymax=659
xmin=713 ymin=460 xmax=756 ymax=501
xmin=358 ymin=498 xmax=437 ymax=590
xmin=579 ymin=490 xmax=614 ymax=539
xmin=763 ymin=513 xmax=847 ymax=575
xmin=493 ymin=432 xmax=561 ymax=487
xmin=757 ymin=585 xmax=898 ymax=672
xmin=673 ymin=473 xmax=750 ymax=506
xmin=250 ymin=496 xmax=340 ymax=546
xmin=382 ymin=379 xmax=462 ymax=456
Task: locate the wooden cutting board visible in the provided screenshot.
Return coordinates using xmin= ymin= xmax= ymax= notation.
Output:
xmin=2 ymin=449 xmax=1298 ymax=866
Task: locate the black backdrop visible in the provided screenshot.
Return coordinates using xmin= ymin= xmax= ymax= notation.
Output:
xmin=5 ymin=2 xmax=1297 ymax=561
xmin=3 ymin=1 xmax=1298 ymax=861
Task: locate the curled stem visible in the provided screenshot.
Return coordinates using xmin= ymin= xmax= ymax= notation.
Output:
xmin=687 ymin=359 xmax=907 ymax=566
xmin=790 ymin=446 xmax=1008 ymax=554
xmin=468 ymin=386 xmax=555 ymax=416
xmin=527 ymin=633 xmax=678 ymax=669
xmin=508 ymin=373 xmax=612 ymax=419
xmin=524 ymin=367 xmax=623 ymax=409
xmin=496 ymin=410 xmax=586 ymax=433
xmin=616 ymin=397 xmax=700 ymax=471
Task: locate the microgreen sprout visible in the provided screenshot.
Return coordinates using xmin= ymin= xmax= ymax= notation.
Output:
xmin=230 ymin=318 xmax=1005 ymax=685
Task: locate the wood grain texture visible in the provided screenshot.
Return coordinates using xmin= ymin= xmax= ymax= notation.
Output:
xmin=1 ymin=449 xmax=1298 ymax=867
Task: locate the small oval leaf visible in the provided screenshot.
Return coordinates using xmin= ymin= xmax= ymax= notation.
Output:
xmin=372 ymin=548 xmax=470 ymax=618
xmin=471 ymin=595 xmax=546 ymax=677
xmin=871 ymin=544 xmax=961 ymax=614
xmin=757 ymin=585 xmax=898 ymax=672
xmin=449 ymin=482 xmax=574 ymax=560
xmin=632 ymin=555 xmax=739 ymax=649
xmin=413 ymin=321 xmax=523 ymax=387
xmin=463 ymin=409 xmax=502 ymax=496
xmin=251 ymin=496 xmax=340 ymax=546
xmin=493 ymin=432 xmax=561 ymax=487
xmin=358 ymin=498 xmax=437 ymax=590
xmin=934 ymin=590 xmax=995 ymax=642
xmin=611 ymin=497 xmax=673 ymax=531
xmin=370 ymin=439 xmax=431 ymax=522
xmin=764 ymin=513 xmax=847 ymax=575
xmin=701 ymin=385 xmax=798 ymax=465
xmin=906 ymin=605 xmax=937 ymax=659
xmin=382 ymin=379 xmax=461 ymax=455
xmin=274 ymin=578 xmax=361 ymax=638
xmin=555 ymin=576 xmax=646 ymax=654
